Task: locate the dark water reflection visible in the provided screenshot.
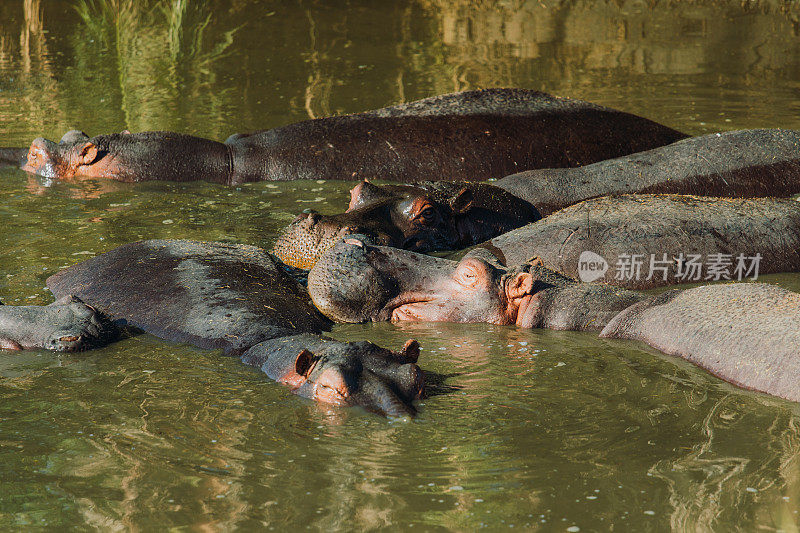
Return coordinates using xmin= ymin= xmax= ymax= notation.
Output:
xmin=2 ymin=0 xmax=800 ymax=529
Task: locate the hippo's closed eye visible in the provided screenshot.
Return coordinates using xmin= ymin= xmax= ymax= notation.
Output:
xmin=454 ymin=258 xmax=491 ymax=289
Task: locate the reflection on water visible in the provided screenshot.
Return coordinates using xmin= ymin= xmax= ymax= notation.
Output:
xmin=2 ymin=0 xmax=800 ymax=529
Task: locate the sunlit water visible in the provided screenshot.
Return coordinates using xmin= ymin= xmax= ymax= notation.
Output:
xmin=1 ymin=1 xmax=800 ymax=530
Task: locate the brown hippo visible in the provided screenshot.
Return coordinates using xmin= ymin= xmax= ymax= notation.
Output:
xmin=473 ymin=194 xmax=800 ymax=289
xmin=0 ymin=240 xmax=424 ymax=417
xmin=272 ymin=129 xmax=800 ymax=270
xmin=308 ymin=241 xmax=646 ymax=329
xmin=13 ymin=89 xmax=685 ymax=184
xmin=307 ymin=239 xmax=800 ymax=402
xmin=272 ymin=180 xmax=541 ymax=270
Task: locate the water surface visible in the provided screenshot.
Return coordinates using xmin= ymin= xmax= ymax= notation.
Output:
xmin=1 ymin=1 xmax=800 ymax=530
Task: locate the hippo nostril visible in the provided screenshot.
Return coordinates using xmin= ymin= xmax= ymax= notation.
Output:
xmin=344 ymin=238 xmax=365 ymax=248
xmin=337 ymin=226 xmax=354 ymax=237
xmin=401 ymin=237 xmax=425 ymax=251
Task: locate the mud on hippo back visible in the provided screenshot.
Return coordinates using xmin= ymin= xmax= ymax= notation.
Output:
xmin=473 ymin=193 xmax=800 ymax=289
xmin=16 ymin=89 xmax=686 ymax=184
xmin=0 ymin=240 xmax=424 ymax=417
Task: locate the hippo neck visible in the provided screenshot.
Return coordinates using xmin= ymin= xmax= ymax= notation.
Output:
xmin=514 ymin=266 xmax=649 ymax=331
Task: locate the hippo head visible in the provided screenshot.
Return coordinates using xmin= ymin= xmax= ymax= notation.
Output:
xmin=271 ymin=180 xmax=540 ymax=270
xmin=22 ymin=130 xmax=102 ymax=179
xmin=243 ymin=333 xmax=424 ymax=418
xmin=308 ymin=237 xmax=545 ymax=326
xmin=21 ymin=130 xmax=229 ymax=182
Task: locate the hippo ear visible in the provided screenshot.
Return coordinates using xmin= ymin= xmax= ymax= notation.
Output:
xmin=348 ymin=180 xmax=386 ymax=212
xmin=59 ymin=130 xmax=89 ymax=146
xmin=506 ymin=272 xmax=533 ymax=301
xmin=400 ymin=339 xmax=420 ymax=363
xmin=295 ymin=349 xmax=315 ymax=377
xmin=449 ymin=188 xmax=473 ymax=214
xmin=78 ymin=142 xmax=100 ymax=165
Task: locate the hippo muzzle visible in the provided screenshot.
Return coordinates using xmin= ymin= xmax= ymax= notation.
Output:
xmin=243 ymin=334 xmax=424 ymax=418
xmin=309 ymin=237 xmax=511 ymax=325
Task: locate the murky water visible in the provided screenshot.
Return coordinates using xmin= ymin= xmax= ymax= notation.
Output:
xmin=1 ymin=0 xmax=800 ymax=529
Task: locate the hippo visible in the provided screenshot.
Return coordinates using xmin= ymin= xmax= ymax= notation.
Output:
xmin=272 ymin=180 xmax=541 ymax=270
xmin=271 ymin=129 xmax=800 ymax=270
xmin=0 ymin=240 xmax=424 ymax=417
xmin=13 ymin=89 xmax=686 ymax=184
xmin=473 ymin=194 xmax=800 ymax=289
xmin=308 ymin=241 xmax=646 ymax=330
xmin=307 ymin=239 xmax=800 ymax=402
xmin=0 ymin=147 xmax=27 ymax=167
xmin=496 ymin=128 xmax=800 ymax=216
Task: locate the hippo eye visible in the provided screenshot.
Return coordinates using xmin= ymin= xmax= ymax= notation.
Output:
xmin=416 ymin=207 xmax=437 ymax=224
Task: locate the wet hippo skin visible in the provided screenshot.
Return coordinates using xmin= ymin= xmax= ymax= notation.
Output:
xmin=272 ymin=180 xmax=541 ymax=270
xmin=473 ymin=194 xmax=800 ymax=289
xmin=271 ymin=129 xmax=800 ymax=270
xmin=600 ymin=283 xmax=800 ymax=402
xmin=495 ymin=128 xmax=800 ymax=216
xmin=0 ymin=240 xmax=424 ymax=417
xmin=15 ymin=89 xmax=686 ymax=184
xmin=308 ymin=239 xmax=800 ymax=403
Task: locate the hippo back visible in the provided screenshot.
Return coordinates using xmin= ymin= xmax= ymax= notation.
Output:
xmin=46 ymin=240 xmax=331 ymax=354
xmin=477 ymin=194 xmax=800 ymax=289
xmin=229 ymin=88 xmax=687 ymax=183
xmin=495 ymin=129 xmax=800 ymax=216
xmin=601 ymin=283 xmax=800 ymax=402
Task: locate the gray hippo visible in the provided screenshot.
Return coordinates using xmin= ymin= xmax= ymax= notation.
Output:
xmin=307 ymin=239 xmax=800 ymax=402
xmin=495 ymin=128 xmax=800 ymax=216
xmin=12 ymin=89 xmax=685 ymax=184
xmin=0 ymin=240 xmax=424 ymax=417
xmin=271 ymin=129 xmax=800 ymax=270
xmin=473 ymin=194 xmax=800 ymax=289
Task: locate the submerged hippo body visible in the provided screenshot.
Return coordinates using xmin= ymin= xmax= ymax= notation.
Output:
xmin=272 ymin=180 xmax=541 ymax=269
xmin=308 ymin=240 xmax=800 ymax=403
xmin=475 ymin=194 xmax=800 ymax=289
xmin=18 ymin=89 xmax=686 ymax=184
xmin=0 ymin=147 xmax=27 ymax=167
xmin=496 ymin=129 xmax=800 ymax=216
xmin=600 ymin=283 xmax=800 ymax=402
xmin=0 ymin=240 xmax=424 ymax=417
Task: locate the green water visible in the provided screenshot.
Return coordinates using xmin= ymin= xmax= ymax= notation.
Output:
xmin=1 ymin=0 xmax=800 ymax=530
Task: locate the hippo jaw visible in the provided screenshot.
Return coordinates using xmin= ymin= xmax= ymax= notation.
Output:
xmin=309 ymin=238 xmax=534 ymax=325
